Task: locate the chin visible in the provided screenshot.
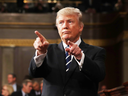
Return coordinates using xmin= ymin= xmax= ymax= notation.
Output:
xmin=62 ymin=35 xmax=71 ymax=40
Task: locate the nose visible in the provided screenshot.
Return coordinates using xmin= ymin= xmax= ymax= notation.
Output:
xmin=62 ymin=22 xmax=68 ymax=29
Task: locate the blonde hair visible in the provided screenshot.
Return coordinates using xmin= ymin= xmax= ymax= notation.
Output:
xmin=3 ymin=84 xmax=14 ymax=96
xmin=56 ymin=7 xmax=84 ymax=26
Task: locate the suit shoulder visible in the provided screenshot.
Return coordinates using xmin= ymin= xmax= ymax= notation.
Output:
xmin=11 ymin=90 xmax=22 ymax=96
xmin=88 ymin=44 xmax=105 ymax=51
xmin=84 ymin=44 xmax=106 ymax=55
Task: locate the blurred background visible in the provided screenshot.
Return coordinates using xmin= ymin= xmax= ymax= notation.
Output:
xmin=0 ymin=0 xmax=128 ymax=95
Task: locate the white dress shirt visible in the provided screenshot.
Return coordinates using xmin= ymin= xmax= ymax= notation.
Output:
xmin=34 ymin=38 xmax=85 ymax=70
xmin=12 ymin=83 xmax=17 ymax=92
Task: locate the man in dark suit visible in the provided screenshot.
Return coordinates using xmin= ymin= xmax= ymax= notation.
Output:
xmin=30 ymin=81 xmax=41 ymax=96
xmin=7 ymin=73 xmax=21 ymax=92
xmin=11 ymin=79 xmax=33 ymax=96
xmin=29 ymin=7 xmax=106 ymax=96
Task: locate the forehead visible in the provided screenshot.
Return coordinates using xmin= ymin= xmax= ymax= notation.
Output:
xmin=3 ymin=86 xmax=7 ymax=88
xmin=8 ymin=74 xmax=13 ymax=77
xmin=57 ymin=15 xmax=78 ymax=21
xmin=27 ymin=82 xmax=32 ymax=86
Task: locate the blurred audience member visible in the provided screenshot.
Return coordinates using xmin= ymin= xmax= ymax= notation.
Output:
xmin=6 ymin=3 xmax=17 ymax=13
xmin=101 ymin=1 xmax=115 ymax=13
xmin=2 ymin=84 xmax=14 ymax=96
xmin=40 ymin=80 xmax=43 ymax=94
xmin=100 ymin=85 xmax=107 ymax=91
xmin=0 ymin=2 xmax=7 ymax=13
xmin=11 ymin=79 xmax=33 ymax=96
xmin=34 ymin=0 xmax=48 ymax=13
xmin=30 ymin=81 xmax=41 ymax=96
xmin=85 ymin=8 xmax=96 ymax=13
xmin=52 ymin=2 xmax=63 ymax=12
xmin=23 ymin=3 xmax=35 ymax=13
xmin=7 ymin=73 xmax=21 ymax=92
xmin=99 ymin=85 xmax=107 ymax=96
xmin=17 ymin=0 xmax=24 ymax=13
xmin=114 ymin=0 xmax=123 ymax=11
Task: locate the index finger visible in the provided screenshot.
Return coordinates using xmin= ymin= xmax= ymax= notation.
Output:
xmin=67 ymin=40 xmax=74 ymax=46
xmin=35 ymin=31 xmax=46 ymax=41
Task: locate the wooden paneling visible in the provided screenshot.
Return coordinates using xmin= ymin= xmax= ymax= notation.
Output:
xmin=13 ymin=47 xmax=35 ymax=85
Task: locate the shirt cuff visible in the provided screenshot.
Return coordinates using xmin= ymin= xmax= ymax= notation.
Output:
xmin=34 ymin=50 xmax=47 ymax=67
xmin=74 ymin=51 xmax=85 ymax=71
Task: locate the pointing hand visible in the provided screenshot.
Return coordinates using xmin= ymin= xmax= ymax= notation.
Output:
xmin=65 ymin=40 xmax=82 ymax=60
xmin=33 ymin=31 xmax=49 ymax=55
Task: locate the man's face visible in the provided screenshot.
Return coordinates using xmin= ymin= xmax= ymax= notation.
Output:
xmin=33 ymin=82 xmax=40 ymax=91
xmin=40 ymin=83 xmax=43 ymax=92
xmin=7 ymin=74 xmax=16 ymax=84
xmin=56 ymin=14 xmax=83 ymax=43
xmin=24 ymin=82 xmax=33 ymax=94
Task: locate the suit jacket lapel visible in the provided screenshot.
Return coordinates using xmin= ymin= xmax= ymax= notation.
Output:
xmin=79 ymin=39 xmax=89 ymax=54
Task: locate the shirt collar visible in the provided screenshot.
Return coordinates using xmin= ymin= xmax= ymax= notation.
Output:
xmin=12 ymin=83 xmax=16 ymax=92
xmin=63 ymin=37 xmax=81 ymax=49
xmin=22 ymin=89 xmax=27 ymax=96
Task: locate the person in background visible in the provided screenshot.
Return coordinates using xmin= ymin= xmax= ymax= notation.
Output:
xmin=1 ymin=84 xmax=14 ymax=96
xmin=100 ymin=85 xmax=107 ymax=91
xmin=11 ymin=79 xmax=33 ymax=96
xmin=7 ymin=73 xmax=21 ymax=92
xmin=30 ymin=81 xmax=41 ymax=96
xmin=52 ymin=2 xmax=63 ymax=12
xmin=0 ymin=2 xmax=7 ymax=13
xmin=29 ymin=7 xmax=106 ymax=96
xmin=114 ymin=0 xmax=123 ymax=11
xmin=34 ymin=0 xmax=48 ymax=13
xmin=40 ymin=80 xmax=43 ymax=94
xmin=16 ymin=0 xmax=24 ymax=13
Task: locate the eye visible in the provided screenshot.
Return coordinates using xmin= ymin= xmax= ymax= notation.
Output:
xmin=59 ymin=21 xmax=63 ymax=25
xmin=68 ymin=20 xmax=73 ymax=24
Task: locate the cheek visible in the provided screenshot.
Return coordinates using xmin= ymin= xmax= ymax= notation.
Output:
xmin=58 ymin=30 xmax=62 ymax=37
xmin=57 ymin=26 xmax=62 ymax=32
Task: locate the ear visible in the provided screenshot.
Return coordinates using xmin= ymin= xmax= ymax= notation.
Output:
xmin=13 ymin=77 xmax=16 ymax=81
xmin=79 ymin=24 xmax=84 ymax=32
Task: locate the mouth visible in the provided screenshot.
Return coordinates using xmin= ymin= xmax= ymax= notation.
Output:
xmin=62 ymin=31 xmax=70 ymax=34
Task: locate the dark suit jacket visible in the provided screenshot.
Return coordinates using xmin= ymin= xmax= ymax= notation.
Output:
xmin=30 ymin=89 xmax=41 ymax=96
xmin=16 ymin=84 xmax=21 ymax=91
xmin=11 ymin=90 xmax=34 ymax=96
xmin=29 ymin=40 xmax=106 ymax=96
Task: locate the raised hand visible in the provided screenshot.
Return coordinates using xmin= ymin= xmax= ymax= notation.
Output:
xmin=33 ymin=31 xmax=49 ymax=55
xmin=65 ymin=40 xmax=82 ymax=60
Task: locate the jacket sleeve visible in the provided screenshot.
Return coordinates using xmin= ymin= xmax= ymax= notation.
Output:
xmin=81 ymin=48 xmax=106 ymax=82
xmin=29 ymin=56 xmax=50 ymax=78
